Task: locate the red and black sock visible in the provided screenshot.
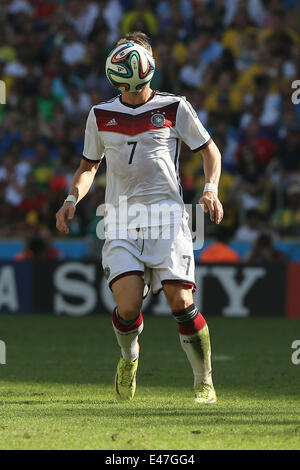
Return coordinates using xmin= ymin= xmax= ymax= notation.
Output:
xmin=172 ymin=304 xmax=212 ymax=386
xmin=112 ymin=308 xmax=143 ymax=361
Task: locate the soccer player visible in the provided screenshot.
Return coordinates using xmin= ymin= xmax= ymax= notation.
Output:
xmin=56 ymin=32 xmax=223 ymax=404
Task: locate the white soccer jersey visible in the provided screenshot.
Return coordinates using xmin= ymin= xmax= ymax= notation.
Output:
xmin=83 ymin=91 xmax=211 ymax=230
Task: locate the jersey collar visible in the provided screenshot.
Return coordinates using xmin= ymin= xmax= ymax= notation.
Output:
xmin=119 ymin=90 xmax=156 ymax=109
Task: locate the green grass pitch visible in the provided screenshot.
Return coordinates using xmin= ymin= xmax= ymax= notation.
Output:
xmin=0 ymin=314 xmax=299 ymax=450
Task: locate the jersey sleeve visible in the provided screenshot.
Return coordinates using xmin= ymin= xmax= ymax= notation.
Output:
xmin=175 ymin=97 xmax=211 ymax=152
xmin=82 ymin=107 xmax=105 ymax=162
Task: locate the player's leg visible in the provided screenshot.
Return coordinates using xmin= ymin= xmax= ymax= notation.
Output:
xmin=111 ymin=274 xmax=144 ymax=361
xmin=102 ymin=238 xmax=145 ymax=400
xmin=163 ymin=283 xmax=217 ymax=403
xmin=111 ymin=274 xmax=144 ymax=401
xmin=102 ymin=239 xmax=145 ymax=361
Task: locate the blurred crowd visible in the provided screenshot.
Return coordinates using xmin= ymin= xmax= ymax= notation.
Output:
xmin=0 ymin=0 xmax=300 ymax=258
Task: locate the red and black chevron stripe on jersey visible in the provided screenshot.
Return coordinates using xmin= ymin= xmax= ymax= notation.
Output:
xmin=93 ymin=101 xmax=179 ymax=136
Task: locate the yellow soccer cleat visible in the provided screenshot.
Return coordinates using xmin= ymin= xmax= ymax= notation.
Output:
xmin=194 ymin=383 xmax=218 ymax=404
xmin=115 ymin=357 xmax=138 ymax=401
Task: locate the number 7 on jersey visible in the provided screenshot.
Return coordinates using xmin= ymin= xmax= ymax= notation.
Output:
xmin=127 ymin=141 xmax=137 ymax=164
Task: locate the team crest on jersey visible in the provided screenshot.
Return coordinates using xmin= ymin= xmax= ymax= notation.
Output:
xmin=150 ymin=112 xmax=166 ymax=127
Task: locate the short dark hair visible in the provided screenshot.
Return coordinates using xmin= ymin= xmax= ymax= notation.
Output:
xmin=116 ymin=31 xmax=152 ymax=55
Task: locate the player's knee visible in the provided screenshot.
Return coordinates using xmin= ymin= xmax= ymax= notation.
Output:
xmin=117 ymin=298 xmax=142 ymax=321
xmin=165 ymin=287 xmax=193 ymax=311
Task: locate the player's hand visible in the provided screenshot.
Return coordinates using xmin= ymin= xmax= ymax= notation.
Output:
xmin=56 ymin=202 xmax=76 ymax=234
xmin=199 ymin=191 xmax=224 ymax=225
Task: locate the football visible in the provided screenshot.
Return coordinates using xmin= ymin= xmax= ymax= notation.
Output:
xmin=105 ymin=43 xmax=155 ymax=93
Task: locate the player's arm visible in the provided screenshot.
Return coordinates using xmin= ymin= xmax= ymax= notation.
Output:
xmin=176 ymin=97 xmax=223 ymax=225
xmin=56 ymin=106 xmax=104 ymax=234
xmin=198 ymin=140 xmax=223 ymax=225
xmin=56 ymin=158 xmax=100 ymax=234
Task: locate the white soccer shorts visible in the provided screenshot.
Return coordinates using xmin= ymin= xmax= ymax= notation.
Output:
xmin=102 ymin=220 xmax=195 ymax=295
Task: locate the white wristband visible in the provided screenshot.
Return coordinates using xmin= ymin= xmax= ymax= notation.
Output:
xmin=203 ymin=182 xmax=218 ymax=196
xmin=64 ymin=195 xmax=77 ymax=206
